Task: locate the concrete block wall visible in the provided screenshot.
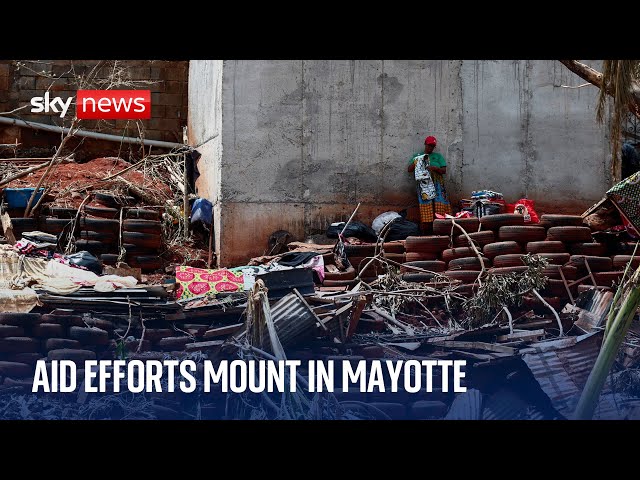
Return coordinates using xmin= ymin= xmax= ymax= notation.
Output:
xmin=0 ymin=60 xmax=188 ymax=148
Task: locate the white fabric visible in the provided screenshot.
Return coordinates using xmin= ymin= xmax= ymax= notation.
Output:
xmin=0 ymin=287 xmax=40 ymax=312
xmin=45 ymin=260 xmax=138 ymax=291
xmin=414 ymin=154 xmax=436 ymax=200
xmin=372 ymin=211 xmax=402 ymax=234
xmin=301 ymin=254 xmax=325 ymax=282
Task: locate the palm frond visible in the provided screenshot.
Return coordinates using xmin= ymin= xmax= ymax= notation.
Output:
xmin=596 ymin=60 xmax=638 ymax=180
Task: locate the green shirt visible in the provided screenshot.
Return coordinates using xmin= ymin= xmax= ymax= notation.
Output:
xmin=409 ymin=152 xmax=447 ymax=168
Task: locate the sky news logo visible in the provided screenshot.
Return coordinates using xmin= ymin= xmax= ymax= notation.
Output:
xmin=30 ymin=90 xmax=151 ymax=120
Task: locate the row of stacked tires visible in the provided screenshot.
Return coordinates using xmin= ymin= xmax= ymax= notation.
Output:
xmin=337 ymin=213 xmax=638 ymax=308
xmin=0 ymin=309 xmax=217 ymax=391
xmin=9 ymin=196 xmax=164 ymax=272
xmin=322 ymin=243 xmax=407 ymax=287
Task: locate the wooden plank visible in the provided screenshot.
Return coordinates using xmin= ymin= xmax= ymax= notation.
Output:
xmin=185 ymin=340 xmax=225 ymax=352
xmin=557 ymin=265 xmax=575 ymax=304
xmin=584 ymin=258 xmax=598 ymax=287
xmin=429 ymin=340 xmax=517 ymax=355
xmin=346 ymin=296 xmax=366 ymax=339
xmin=293 ymin=288 xmax=326 ymax=331
xmin=1 ymin=213 xmax=16 ymax=245
xmin=514 ymin=319 xmax=553 ymax=329
xmin=497 ymin=329 xmax=545 ymax=342
xmin=204 ymin=323 xmax=243 ymax=339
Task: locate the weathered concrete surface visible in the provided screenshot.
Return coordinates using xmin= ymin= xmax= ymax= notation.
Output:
xmin=215 ymin=60 xmax=465 ymax=265
xmin=188 ymin=60 xmax=223 ymax=255
xmin=188 ymin=60 xmax=223 ymax=202
xmin=189 ymin=60 xmax=610 ymax=266
xmin=457 ymin=60 xmax=609 ymax=212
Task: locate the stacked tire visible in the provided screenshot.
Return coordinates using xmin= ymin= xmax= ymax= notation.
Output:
xmin=69 ymin=198 xmax=166 ymax=272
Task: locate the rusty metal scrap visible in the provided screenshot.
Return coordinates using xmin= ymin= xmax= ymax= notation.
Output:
xmin=521 ymin=331 xmax=630 ymax=419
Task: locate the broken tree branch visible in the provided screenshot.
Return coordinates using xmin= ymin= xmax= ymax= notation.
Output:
xmin=372 ymin=306 xmax=415 ymax=335
xmin=339 ymin=202 xmax=362 ymax=238
xmin=532 ymin=288 xmax=563 ymax=336
xmin=24 ymin=119 xmax=79 ymax=217
xmin=503 ymin=306 xmax=513 ymax=335
xmin=451 ymin=219 xmax=485 ymax=287
xmin=0 ymin=161 xmax=53 ymax=187
xmin=116 ymin=177 xmax=163 ymax=205
xmin=559 ymin=60 xmax=640 ymax=118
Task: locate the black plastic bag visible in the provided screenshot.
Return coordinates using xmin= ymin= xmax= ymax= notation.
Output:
xmin=385 ymin=218 xmax=420 ymax=241
xmin=66 ymin=251 xmax=102 ymax=275
xmin=472 ymin=200 xmax=501 ymax=218
xmin=326 ymin=221 xmax=378 ymax=242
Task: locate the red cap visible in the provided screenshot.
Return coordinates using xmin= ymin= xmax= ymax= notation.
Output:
xmin=425 ymin=136 xmax=437 ymax=146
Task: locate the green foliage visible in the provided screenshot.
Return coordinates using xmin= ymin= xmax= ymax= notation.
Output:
xmin=463 ymin=253 xmax=549 ymax=327
xmin=115 ymin=339 xmax=128 ymax=360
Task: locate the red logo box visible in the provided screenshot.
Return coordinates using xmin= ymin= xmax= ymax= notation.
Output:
xmin=76 ymin=90 xmax=151 ymax=119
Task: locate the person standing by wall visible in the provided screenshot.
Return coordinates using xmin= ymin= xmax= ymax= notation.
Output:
xmin=407 ymin=135 xmax=452 ymax=234
xmin=621 ymin=142 xmax=640 ymax=180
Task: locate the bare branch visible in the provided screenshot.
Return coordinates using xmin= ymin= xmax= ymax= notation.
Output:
xmin=559 ymin=60 xmax=604 ymax=89
xmin=559 ymin=83 xmax=593 ymax=89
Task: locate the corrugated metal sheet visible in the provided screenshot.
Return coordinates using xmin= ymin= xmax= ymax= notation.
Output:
xmin=482 ymin=389 xmax=547 ymax=420
xmin=522 ymin=331 xmax=630 ymax=419
xmin=573 ymin=288 xmax=614 ymax=332
xmin=445 ymin=389 xmax=483 ymax=420
xmin=258 ymin=290 xmax=320 ymax=352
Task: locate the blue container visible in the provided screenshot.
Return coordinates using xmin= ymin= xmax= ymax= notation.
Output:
xmin=4 ymin=188 xmax=45 ymax=208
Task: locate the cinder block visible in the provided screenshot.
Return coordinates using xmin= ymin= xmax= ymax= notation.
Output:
xmin=163 ymin=67 xmax=187 ymax=81
xmin=127 ymin=66 xmax=151 ymax=80
xmin=15 ymin=76 xmax=36 ymax=90
xmin=150 ymin=67 xmax=163 ymax=80
xmin=35 ymin=76 xmax=63 ymax=90
xmin=151 ymin=105 xmax=166 ymax=118
xmin=164 ymin=81 xmax=183 ymax=94
xmin=150 ymin=118 xmax=180 ymax=131
xmin=161 ymin=93 xmax=183 ymax=106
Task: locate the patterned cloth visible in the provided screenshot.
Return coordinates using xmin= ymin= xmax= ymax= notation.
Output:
xmin=409 ymin=152 xmax=451 ymax=222
xmin=607 ymin=170 xmax=640 ymax=232
xmin=175 ymin=266 xmax=244 ymax=300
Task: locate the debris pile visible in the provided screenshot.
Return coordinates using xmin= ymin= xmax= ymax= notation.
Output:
xmin=2 ymin=165 xmax=640 ymax=419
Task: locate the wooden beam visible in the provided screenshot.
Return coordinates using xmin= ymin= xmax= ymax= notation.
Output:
xmin=1 ymin=213 xmax=15 ymax=245
xmin=497 ymin=329 xmax=546 ymax=342
xmin=204 ymin=323 xmax=244 ymax=339
xmin=429 ymin=340 xmax=517 ymax=355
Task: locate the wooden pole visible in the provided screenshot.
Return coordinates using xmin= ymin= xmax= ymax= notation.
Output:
xmin=207 ymin=224 xmax=214 ymax=268
xmin=183 ymin=153 xmax=189 ymax=237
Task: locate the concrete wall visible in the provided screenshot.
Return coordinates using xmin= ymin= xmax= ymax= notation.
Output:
xmin=188 ymin=60 xmax=223 ymax=256
xmin=188 ymin=60 xmax=610 ymax=267
xmin=214 ymin=60 xmax=465 ymax=265
xmin=455 ymin=60 xmax=609 ymax=211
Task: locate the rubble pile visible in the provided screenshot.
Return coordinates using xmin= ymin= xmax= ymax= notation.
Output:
xmin=2 ymin=155 xmax=204 ymax=273
xmin=2 ymin=165 xmax=640 ymax=419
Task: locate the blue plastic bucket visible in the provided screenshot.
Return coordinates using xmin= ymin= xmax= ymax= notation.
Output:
xmin=4 ymin=188 xmax=45 ymax=208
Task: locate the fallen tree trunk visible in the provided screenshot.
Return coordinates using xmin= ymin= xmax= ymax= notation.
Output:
xmin=559 ymin=60 xmax=640 ymax=118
